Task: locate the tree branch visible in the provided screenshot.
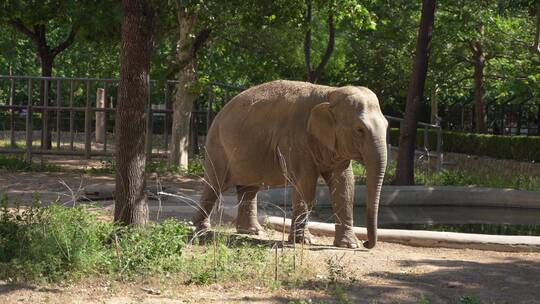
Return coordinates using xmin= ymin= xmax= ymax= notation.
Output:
xmin=312 ymin=13 xmax=335 ymax=83
xmin=192 ymin=28 xmax=212 ymax=57
xmin=8 ymin=18 xmax=39 ymax=43
xmin=303 ymin=0 xmax=313 ymax=81
xmin=534 ymin=2 xmax=540 ymax=57
xmin=52 ymin=27 xmax=77 ymax=56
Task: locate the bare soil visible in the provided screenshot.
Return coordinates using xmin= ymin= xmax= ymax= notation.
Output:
xmin=1 ymin=171 xmax=539 ymax=304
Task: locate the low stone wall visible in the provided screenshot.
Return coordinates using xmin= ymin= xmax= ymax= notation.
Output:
xmin=266 ymin=216 xmax=540 ymax=252
xmin=258 ymin=185 xmax=540 ymax=208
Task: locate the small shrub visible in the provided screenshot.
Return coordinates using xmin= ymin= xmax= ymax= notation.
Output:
xmin=0 ymin=198 xmax=192 ymax=283
xmin=389 ymin=128 xmax=540 ymax=162
xmin=0 ymin=154 xmax=62 ymax=172
xmin=0 ymin=197 xmax=112 ymax=282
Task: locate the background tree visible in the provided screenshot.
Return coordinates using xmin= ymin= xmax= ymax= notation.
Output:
xmin=395 ymin=0 xmax=437 ymax=185
xmin=114 ymin=0 xmax=154 ymax=226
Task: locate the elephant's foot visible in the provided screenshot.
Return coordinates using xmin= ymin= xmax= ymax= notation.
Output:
xmin=333 ymin=225 xmax=359 ymax=249
xmin=192 ymin=215 xmax=212 ymax=232
xmin=236 ymin=217 xmax=264 ymax=235
xmin=288 ymin=229 xmax=315 ymax=245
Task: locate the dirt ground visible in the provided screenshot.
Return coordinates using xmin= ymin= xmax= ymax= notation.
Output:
xmin=1 ymin=170 xmax=539 ymax=304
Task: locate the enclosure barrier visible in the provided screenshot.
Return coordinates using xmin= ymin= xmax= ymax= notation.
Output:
xmin=0 ymin=75 xmax=442 ymax=171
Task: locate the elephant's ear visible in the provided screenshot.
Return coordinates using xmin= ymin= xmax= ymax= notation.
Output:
xmin=307 ymin=102 xmax=336 ymax=152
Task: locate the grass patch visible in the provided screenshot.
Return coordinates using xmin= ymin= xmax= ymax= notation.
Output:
xmin=352 ymin=160 xmax=540 ymax=191
xmin=84 ymin=156 xmax=205 ymax=176
xmin=0 ymin=195 xmax=302 ymax=285
xmin=0 ymin=154 xmax=62 ymax=172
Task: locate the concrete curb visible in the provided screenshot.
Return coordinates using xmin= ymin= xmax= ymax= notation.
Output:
xmin=265 ymin=216 xmax=540 ymax=252
xmin=259 ymin=185 xmax=540 ymax=208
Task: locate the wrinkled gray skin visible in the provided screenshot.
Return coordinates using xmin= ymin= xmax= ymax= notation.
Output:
xmin=192 ymin=80 xmax=387 ymax=249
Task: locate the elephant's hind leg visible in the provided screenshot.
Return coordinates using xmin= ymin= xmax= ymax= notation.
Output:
xmin=235 ymin=185 xmax=263 ymax=235
xmin=288 ymin=177 xmax=317 ymax=245
xmin=192 ymin=184 xmax=219 ymax=231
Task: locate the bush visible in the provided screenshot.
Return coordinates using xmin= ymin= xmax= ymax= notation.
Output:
xmin=0 ymin=154 xmax=62 ymax=172
xmin=0 ymin=197 xmax=286 ymax=285
xmin=388 ymin=128 xmax=540 ymax=162
xmin=0 ymin=196 xmax=192 ymax=282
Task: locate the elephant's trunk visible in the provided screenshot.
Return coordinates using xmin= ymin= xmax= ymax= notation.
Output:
xmin=363 ymin=135 xmax=387 ymax=249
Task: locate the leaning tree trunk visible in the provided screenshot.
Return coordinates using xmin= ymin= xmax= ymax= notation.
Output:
xmin=39 ymin=53 xmax=54 ymax=149
xmin=169 ymin=7 xmax=198 ymax=167
xmin=114 ymin=0 xmax=154 ymax=226
xmin=303 ymin=0 xmax=335 ymax=84
xmin=395 ymin=0 xmax=437 ymax=185
xmin=472 ymin=25 xmax=487 ymax=134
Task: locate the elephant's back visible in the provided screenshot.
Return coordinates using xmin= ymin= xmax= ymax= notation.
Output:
xmin=205 ymin=80 xmax=331 ymax=184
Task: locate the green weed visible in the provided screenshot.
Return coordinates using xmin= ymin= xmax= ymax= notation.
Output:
xmin=0 ymin=196 xmax=302 ymax=286
xmin=0 ymin=154 xmax=62 ymax=172
xmin=352 ymin=160 xmax=540 ymax=191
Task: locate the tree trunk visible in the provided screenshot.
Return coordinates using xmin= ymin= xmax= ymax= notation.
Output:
xmin=303 ymin=0 xmax=335 ymax=84
xmin=169 ymin=6 xmax=198 ymax=167
xmin=394 ymin=0 xmax=437 ymax=185
xmin=39 ymin=53 xmax=54 ymax=150
xmin=114 ymin=0 xmax=154 ymax=226
xmin=472 ymin=25 xmax=487 ymax=133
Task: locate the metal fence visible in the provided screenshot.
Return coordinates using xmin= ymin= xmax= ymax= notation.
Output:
xmin=441 ymin=100 xmax=540 ymax=136
xmin=0 ymin=75 xmax=442 ymax=170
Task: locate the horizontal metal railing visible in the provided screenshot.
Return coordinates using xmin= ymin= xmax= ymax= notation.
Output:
xmin=0 ymin=75 xmax=442 ymax=170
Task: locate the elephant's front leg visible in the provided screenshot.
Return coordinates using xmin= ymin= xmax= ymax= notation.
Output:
xmin=322 ymin=163 xmax=359 ymax=248
xmin=288 ymin=177 xmax=317 ymax=245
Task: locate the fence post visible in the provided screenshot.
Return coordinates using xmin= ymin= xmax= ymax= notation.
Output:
xmin=96 ymin=88 xmax=106 ymax=143
xmin=436 ymin=126 xmax=443 ymax=171
xmin=25 ymin=79 xmax=33 ymax=162
xmin=42 ymin=79 xmax=49 ymax=149
xmin=206 ymin=89 xmax=214 ymax=133
xmin=103 ymin=85 xmax=108 ymax=152
xmin=164 ymin=82 xmax=169 ymax=151
xmin=56 ymin=79 xmax=61 ymax=149
xmin=9 ymin=77 xmax=16 ymax=148
xmin=145 ymin=79 xmax=153 ymax=161
xmin=423 ymin=126 xmax=428 ymax=149
xmin=84 ymin=80 xmax=92 ymax=159
xmin=386 ymin=125 xmax=392 ymax=164
xmin=69 ymin=80 xmax=75 ymax=150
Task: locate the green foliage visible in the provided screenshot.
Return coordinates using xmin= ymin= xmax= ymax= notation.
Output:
xmin=388 ymin=128 xmax=540 ymax=162
xmin=0 ymin=197 xmax=302 ymax=285
xmin=0 ymin=198 xmax=192 ymax=282
xmin=353 ymin=160 xmax=540 ymax=191
xmin=184 ymin=236 xmax=268 ymax=285
xmin=85 ymin=157 xmax=205 ymax=176
xmin=0 ymin=198 xmax=113 ymax=282
xmin=0 ymin=154 xmax=62 ymax=172
xmin=459 ymin=296 xmax=484 ymax=304
xmin=112 ymin=219 xmax=191 ymax=277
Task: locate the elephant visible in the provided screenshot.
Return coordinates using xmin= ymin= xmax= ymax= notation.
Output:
xmin=192 ymin=80 xmax=388 ymax=249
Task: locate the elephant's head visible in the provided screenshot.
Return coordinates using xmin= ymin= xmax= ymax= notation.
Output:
xmin=307 ymin=86 xmax=388 ymax=249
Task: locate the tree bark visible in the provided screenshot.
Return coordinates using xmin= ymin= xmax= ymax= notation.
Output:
xmin=114 ymin=0 xmax=154 ymax=226
xmin=304 ymin=0 xmax=335 ymax=83
xmin=395 ymin=0 xmax=437 ymax=185
xmin=472 ymin=25 xmax=487 ymax=133
xmin=170 ymin=6 xmax=198 ymax=167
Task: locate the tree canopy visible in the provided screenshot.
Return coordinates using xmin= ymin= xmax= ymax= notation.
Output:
xmin=0 ymin=0 xmax=538 ymax=124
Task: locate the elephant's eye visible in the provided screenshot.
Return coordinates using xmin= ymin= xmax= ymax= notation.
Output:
xmin=356 ymin=127 xmax=364 ymax=135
